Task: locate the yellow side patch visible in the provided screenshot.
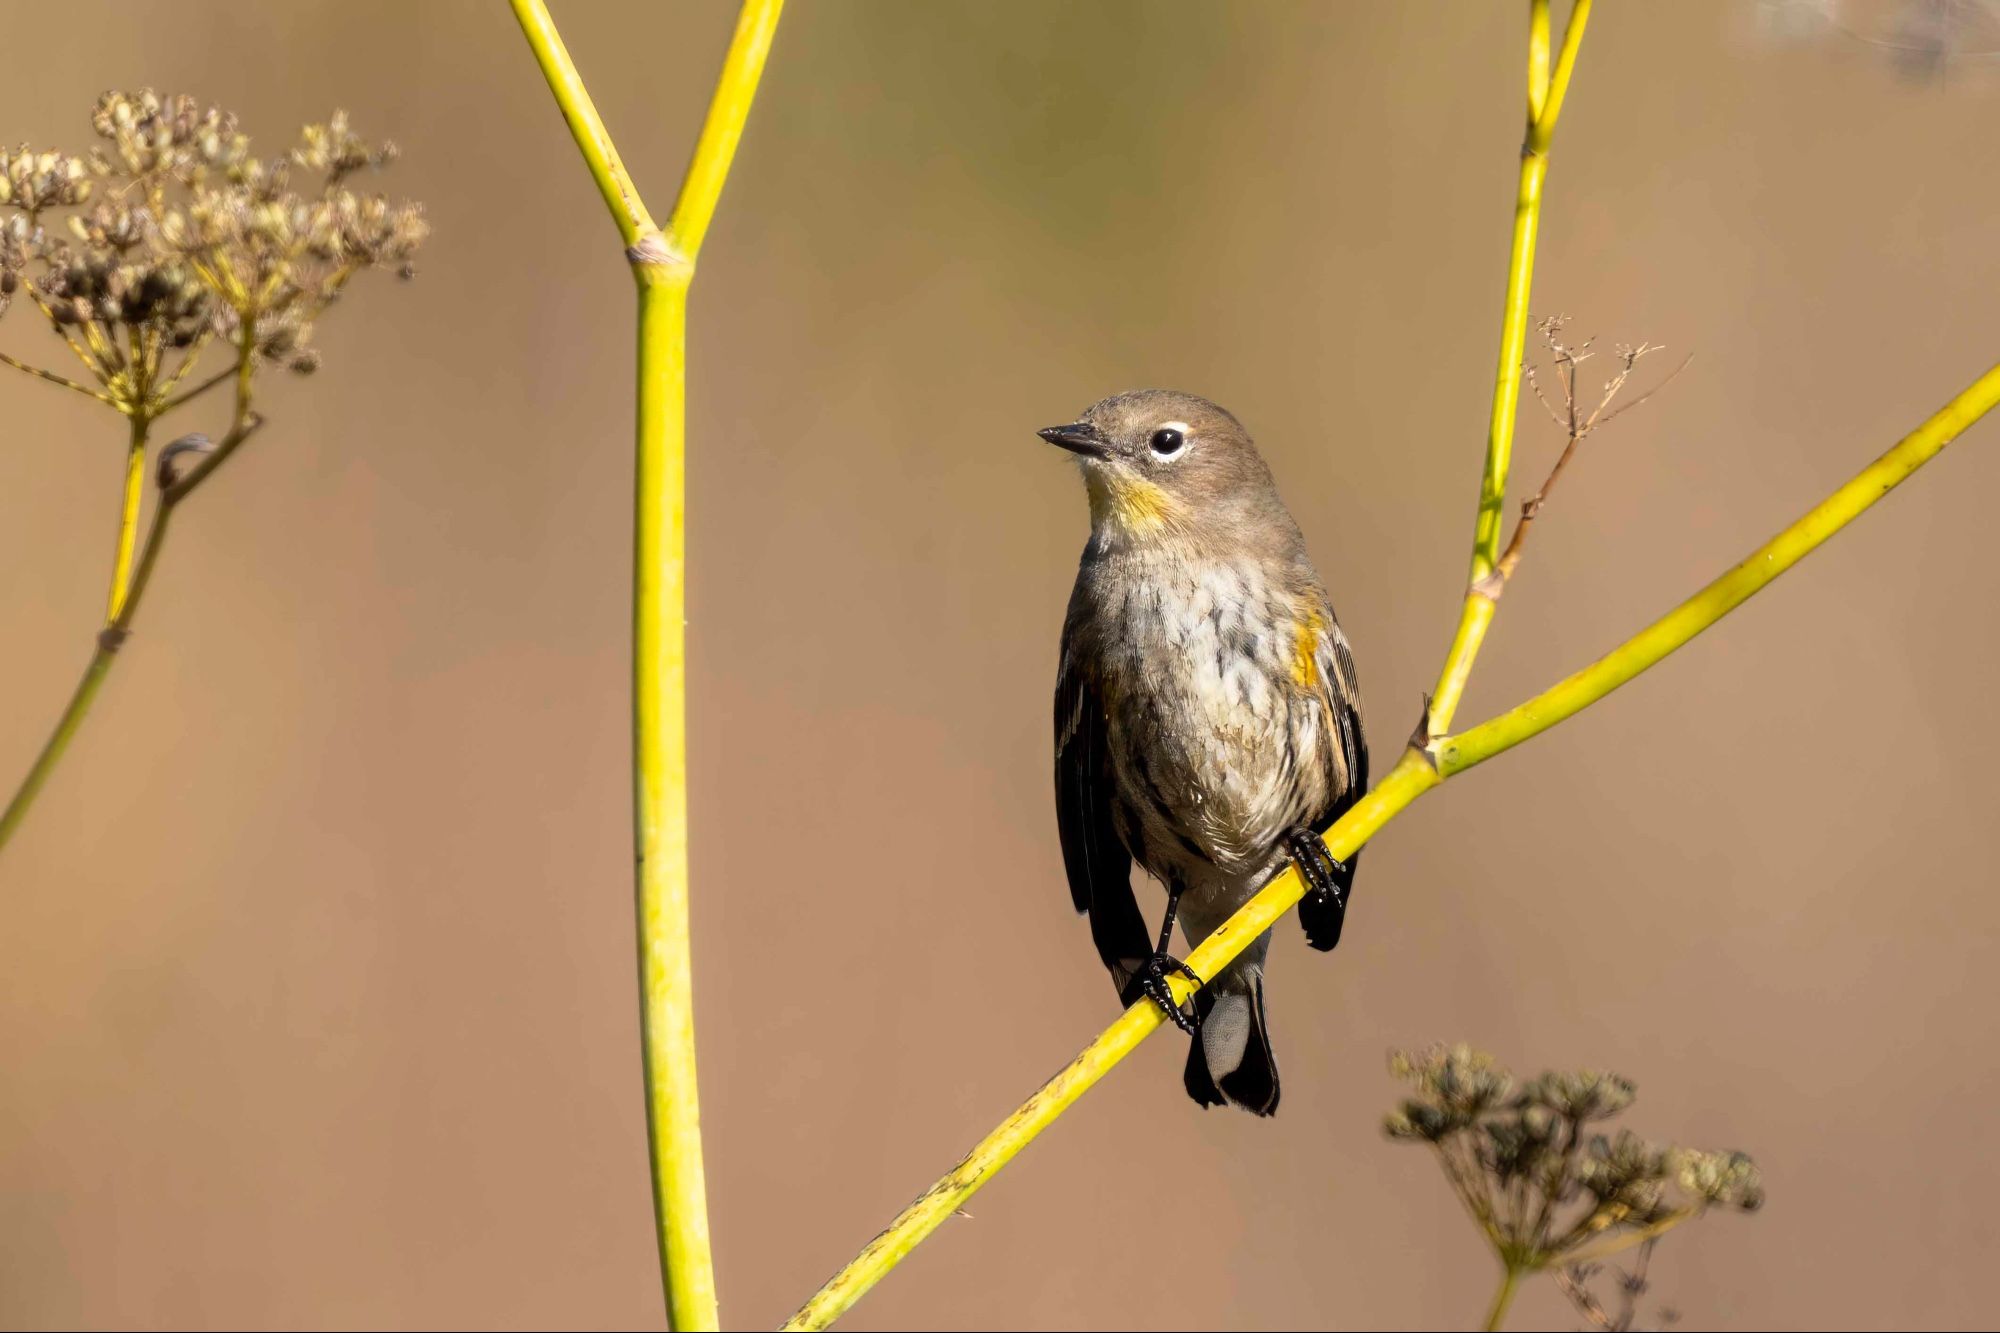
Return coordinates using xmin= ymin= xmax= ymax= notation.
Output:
xmin=1290 ymin=610 xmax=1325 ymax=689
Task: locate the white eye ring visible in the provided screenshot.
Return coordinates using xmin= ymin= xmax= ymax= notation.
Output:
xmin=1149 ymin=421 xmax=1190 ymax=457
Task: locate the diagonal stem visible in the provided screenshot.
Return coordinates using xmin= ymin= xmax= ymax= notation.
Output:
xmin=154 ymin=357 xmax=234 ymax=417
xmin=1438 ymin=357 xmax=2000 ymax=775
xmin=508 ymin=0 xmax=660 ymax=249
xmin=0 ymin=331 xmax=260 ymax=859
xmin=0 ymin=350 xmax=117 ymax=405
xmin=0 ymin=404 xmax=261 ymax=859
xmin=664 ymin=0 xmax=786 ymax=264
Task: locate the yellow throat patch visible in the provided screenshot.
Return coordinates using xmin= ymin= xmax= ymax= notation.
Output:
xmin=1087 ymin=471 xmax=1179 ymax=536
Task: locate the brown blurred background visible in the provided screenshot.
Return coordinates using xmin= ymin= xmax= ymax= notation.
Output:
xmin=4 ymin=2 xmax=1999 ymax=1328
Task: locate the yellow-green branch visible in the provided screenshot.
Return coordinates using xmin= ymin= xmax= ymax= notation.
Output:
xmin=508 ymin=3 xmax=784 ymax=1329
xmin=665 ymin=0 xmax=784 ymax=265
xmin=777 ymin=750 xmax=1438 ymax=1331
xmin=1438 ymin=357 xmax=2000 ymax=776
xmin=508 ymin=0 xmax=659 ymax=249
xmin=1428 ymin=0 xmax=1592 ymax=736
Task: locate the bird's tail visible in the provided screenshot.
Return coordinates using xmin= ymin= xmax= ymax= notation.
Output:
xmin=1183 ymin=953 xmax=1279 ymax=1116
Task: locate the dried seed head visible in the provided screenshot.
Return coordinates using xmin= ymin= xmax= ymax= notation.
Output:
xmin=1385 ymin=1045 xmax=1763 ymax=1273
xmin=1672 ymin=1148 xmax=1765 ymax=1212
xmin=0 ymin=146 xmax=94 ymax=213
xmin=2 ymin=90 xmax=425 ymax=406
xmin=1520 ymin=1069 xmax=1637 ymax=1122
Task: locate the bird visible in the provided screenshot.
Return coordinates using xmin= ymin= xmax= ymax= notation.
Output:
xmin=1042 ymin=389 xmax=1368 ymax=1116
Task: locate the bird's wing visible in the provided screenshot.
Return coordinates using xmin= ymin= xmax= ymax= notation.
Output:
xmin=1314 ymin=613 xmax=1369 ymax=815
xmin=1298 ymin=609 xmax=1368 ymax=952
xmin=1055 ymin=628 xmax=1150 ymax=993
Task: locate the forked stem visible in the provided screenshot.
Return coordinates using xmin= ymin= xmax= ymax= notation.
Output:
xmin=0 ymin=337 xmax=259 ymax=857
xmin=508 ymin=2 xmax=784 ymax=1327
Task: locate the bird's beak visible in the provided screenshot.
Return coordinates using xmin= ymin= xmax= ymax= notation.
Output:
xmin=1038 ymin=421 xmax=1112 ymax=457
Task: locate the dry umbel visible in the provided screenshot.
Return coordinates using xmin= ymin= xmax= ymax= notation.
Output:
xmin=0 ymin=89 xmax=424 ymax=408
xmin=0 ymin=90 xmax=427 ymax=855
xmin=1385 ymin=1044 xmax=1763 ymax=1330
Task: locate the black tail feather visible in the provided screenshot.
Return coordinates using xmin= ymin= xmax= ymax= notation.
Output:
xmin=1182 ymin=977 xmax=1280 ymax=1116
xmin=1298 ymin=849 xmax=1360 ymax=952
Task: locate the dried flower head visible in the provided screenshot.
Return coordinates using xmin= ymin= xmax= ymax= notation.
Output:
xmin=0 ymin=148 xmax=94 ymax=214
xmin=1522 ymin=1068 xmax=1637 ymax=1123
xmin=1385 ymin=1045 xmax=1762 ymax=1325
xmin=1 ymin=89 xmax=426 ymax=412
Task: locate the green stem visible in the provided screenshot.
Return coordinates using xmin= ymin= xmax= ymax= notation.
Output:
xmin=1426 ymin=0 xmax=1592 ymax=735
xmin=0 ymin=357 xmax=261 ymax=861
xmin=0 ymin=409 xmax=150 ymax=854
xmin=632 ymin=269 xmax=716 ymax=1331
xmin=0 ymin=637 xmax=121 ymax=852
xmin=1484 ymin=1263 xmax=1524 ymax=1332
xmin=106 ymin=414 xmax=150 ymax=622
xmin=509 ymin=3 xmax=784 ymax=1326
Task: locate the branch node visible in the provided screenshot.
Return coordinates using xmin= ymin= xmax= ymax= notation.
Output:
xmin=626 ymin=228 xmax=689 ymax=273
xmin=1409 ymin=694 xmax=1442 ymax=770
xmin=156 ymin=432 xmax=216 ymax=490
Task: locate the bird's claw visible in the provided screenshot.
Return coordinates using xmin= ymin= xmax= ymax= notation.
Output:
xmin=1123 ymin=952 xmax=1204 ymax=1034
xmin=1287 ymin=826 xmax=1350 ymax=932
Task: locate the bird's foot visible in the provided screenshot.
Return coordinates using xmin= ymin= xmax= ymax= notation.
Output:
xmin=1121 ymin=952 xmax=1204 ymax=1034
xmin=1287 ymin=826 xmax=1350 ymax=940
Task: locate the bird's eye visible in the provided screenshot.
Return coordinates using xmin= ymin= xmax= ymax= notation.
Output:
xmin=1149 ymin=425 xmax=1187 ymax=457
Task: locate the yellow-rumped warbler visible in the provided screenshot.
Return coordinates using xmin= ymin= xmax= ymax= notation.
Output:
xmin=1042 ymin=390 xmax=1367 ymax=1116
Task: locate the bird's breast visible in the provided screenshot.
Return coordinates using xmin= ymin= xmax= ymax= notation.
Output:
xmin=1081 ymin=555 xmax=1332 ymax=876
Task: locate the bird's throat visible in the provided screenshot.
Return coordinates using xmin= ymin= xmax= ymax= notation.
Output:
xmin=1085 ymin=469 xmax=1180 ymax=541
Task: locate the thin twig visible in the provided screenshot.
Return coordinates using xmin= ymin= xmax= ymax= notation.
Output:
xmin=1525 ymin=364 xmax=1569 ymax=429
xmin=152 ymin=334 xmax=226 ymax=411
xmin=1595 ymin=351 xmax=1694 ymax=430
xmin=0 ymin=350 xmax=116 ymax=405
xmin=1485 ymin=336 xmax=1688 ymax=593
xmin=1556 ymin=1266 xmax=1620 ymax=1330
xmin=1561 ymin=1211 xmax=1693 ymax=1268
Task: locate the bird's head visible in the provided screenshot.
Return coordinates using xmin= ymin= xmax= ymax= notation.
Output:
xmin=1038 ymin=389 xmax=1282 ymax=550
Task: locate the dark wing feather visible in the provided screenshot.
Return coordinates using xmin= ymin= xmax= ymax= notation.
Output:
xmin=1298 ymin=612 xmax=1368 ymax=952
xmin=1055 ymin=630 xmax=1150 ymax=995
